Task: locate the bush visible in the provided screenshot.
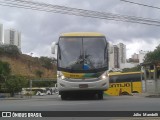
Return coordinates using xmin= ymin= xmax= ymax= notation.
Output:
xmin=32 ymin=80 xmax=56 ymax=87
xmin=5 ymin=75 xmax=28 ymax=97
xmin=0 ymin=45 xmax=20 ymax=57
xmin=122 ymin=65 xmax=141 ymax=72
xmin=35 ymin=70 xmax=44 ymax=78
xmin=0 ymin=61 xmax=11 ymax=83
xmin=39 ymin=57 xmax=54 ymax=70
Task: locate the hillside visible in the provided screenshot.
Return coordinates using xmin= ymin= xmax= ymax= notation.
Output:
xmin=0 ymin=53 xmax=57 ymax=79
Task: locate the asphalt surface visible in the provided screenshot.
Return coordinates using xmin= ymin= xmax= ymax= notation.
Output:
xmin=1 ymin=95 xmax=160 ymax=111
xmin=1 ymin=95 xmax=160 ymax=120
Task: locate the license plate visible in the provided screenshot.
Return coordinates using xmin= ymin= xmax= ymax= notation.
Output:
xmin=79 ymin=84 xmax=88 ymax=88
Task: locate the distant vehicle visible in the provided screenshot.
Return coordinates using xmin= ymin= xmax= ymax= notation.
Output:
xmin=22 ymin=88 xmax=46 ymax=96
xmin=35 ymin=88 xmax=46 ymax=96
xmin=51 ymin=32 xmax=109 ymax=100
xmin=105 ymin=72 xmax=142 ymax=96
xmin=46 ymin=87 xmax=58 ymax=95
xmin=22 ymin=87 xmax=58 ymax=96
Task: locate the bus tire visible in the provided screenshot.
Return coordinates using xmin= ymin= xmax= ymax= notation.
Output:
xmin=61 ymin=93 xmax=67 ymax=100
xmin=132 ymin=91 xmax=139 ymax=93
xmin=97 ymin=91 xmax=103 ymax=100
xmin=121 ymin=91 xmax=129 ymax=95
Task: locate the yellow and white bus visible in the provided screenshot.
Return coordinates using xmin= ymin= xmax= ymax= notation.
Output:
xmin=51 ymin=32 xmax=109 ymax=100
xmin=105 ymin=72 xmax=142 ymax=96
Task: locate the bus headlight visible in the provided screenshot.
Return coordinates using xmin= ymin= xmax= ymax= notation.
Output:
xmin=61 ymin=75 xmax=65 ymax=80
xmin=100 ymin=72 xmax=108 ymax=80
xmin=102 ymin=75 xmax=106 ymax=79
xmin=57 ymin=72 xmax=66 ymax=80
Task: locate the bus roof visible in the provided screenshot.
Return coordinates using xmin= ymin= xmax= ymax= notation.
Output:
xmin=109 ymin=71 xmax=141 ymax=76
xmin=60 ymin=32 xmax=105 ymax=37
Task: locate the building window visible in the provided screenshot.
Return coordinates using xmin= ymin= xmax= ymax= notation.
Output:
xmin=10 ymin=30 xmax=14 ymax=45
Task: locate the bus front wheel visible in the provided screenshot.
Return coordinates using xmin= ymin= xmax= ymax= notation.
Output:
xmin=97 ymin=91 xmax=103 ymax=100
xmin=61 ymin=92 xmax=67 ymax=100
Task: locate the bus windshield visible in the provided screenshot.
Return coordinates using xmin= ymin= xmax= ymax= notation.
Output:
xmin=58 ymin=37 xmax=108 ymax=72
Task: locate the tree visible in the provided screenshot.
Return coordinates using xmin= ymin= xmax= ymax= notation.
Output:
xmin=122 ymin=65 xmax=141 ymax=72
xmin=35 ymin=70 xmax=43 ymax=78
xmin=0 ymin=61 xmax=11 ymax=83
xmin=0 ymin=45 xmax=20 ymax=57
xmin=5 ymin=76 xmax=28 ymax=97
xmin=144 ymin=45 xmax=160 ymax=63
xmin=32 ymin=81 xmax=56 ymax=87
xmin=39 ymin=57 xmax=54 ymax=70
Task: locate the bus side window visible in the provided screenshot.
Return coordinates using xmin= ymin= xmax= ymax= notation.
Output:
xmin=131 ymin=74 xmax=141 ymax=82
xmin=110 ymin=76 xmax=117 ymax=83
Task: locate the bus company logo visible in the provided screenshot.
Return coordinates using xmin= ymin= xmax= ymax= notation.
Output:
xmin=110 ymin=83 xmax=131 ymax=88
xmin=2 ymin=112 xmax=11 ymax=117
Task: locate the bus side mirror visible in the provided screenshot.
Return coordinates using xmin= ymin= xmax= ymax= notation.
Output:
xmin=51 ymin=42 xmax=57 ymax=54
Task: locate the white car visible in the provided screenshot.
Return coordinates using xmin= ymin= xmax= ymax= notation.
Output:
xmin=36 ymin=91 xmax=46 ymax=96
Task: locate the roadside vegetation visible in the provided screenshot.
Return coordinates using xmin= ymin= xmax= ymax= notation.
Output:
xmin=0 ymin=44 xmax=21 ymax=57
xmin=122 ymin=65 xmax=141 ymax=72
xmin=0 ymin=60 xmax=28 ymax=96
xmin=143 ymin=45 xmax=160 ymax=63
xmin=0 ymin=45 xmax=57 ymax=97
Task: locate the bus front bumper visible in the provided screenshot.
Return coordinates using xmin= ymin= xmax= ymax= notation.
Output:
xmin=57 ymin=78 xmax=109 ymax=92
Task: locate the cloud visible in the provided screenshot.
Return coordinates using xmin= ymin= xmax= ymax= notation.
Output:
xmin=126 ymin=38 xmax=159 ymax=58
xmin=0 ymin=0 xmax=160 ymax=58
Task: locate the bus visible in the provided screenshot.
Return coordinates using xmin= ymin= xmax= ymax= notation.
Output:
xmin=51 ymin=32 xmax=109 ymax=100
xmin=105 ymin=72 xmax=142 ymax=96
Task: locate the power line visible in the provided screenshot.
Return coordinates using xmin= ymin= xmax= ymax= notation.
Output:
xmin=0 ymin=0 xmax=158 ymax=23
xmin=0 ymin=0 xmax=160 ymax=26
xmin=120 ymin=0 xmax=160 ymax=10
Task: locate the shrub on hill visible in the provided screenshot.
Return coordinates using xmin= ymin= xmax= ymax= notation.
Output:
xmin=0 ymin=45 xmax=21 ymax=57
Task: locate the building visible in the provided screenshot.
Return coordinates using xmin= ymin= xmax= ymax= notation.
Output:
xmin=109 ymin=42 xmax=127 ymax=70
xmin=139 ymin=50 xmax=148 ymax=64
xmin=4 ymin=29 xmax=21 ymax=50
xmin=132 ymin=53 xmax=139 ymax=60
xmin=109 ymin=44 xmax=120 ymax=69
xmin=113 ymin=45 xmax=119 ymax=68
xmin=0 ymin=23 xmax=3 ymax=45
xmin=127 ymin=53 xmax=139 ymax=63
xmin=117 ymin=43 xmax=126 ymax=64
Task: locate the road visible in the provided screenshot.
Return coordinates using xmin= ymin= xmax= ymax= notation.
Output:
xmin=1 ymin=95 xmax=160 ymax=120
xmin=1 ymin=95 xmax=160 ymax=111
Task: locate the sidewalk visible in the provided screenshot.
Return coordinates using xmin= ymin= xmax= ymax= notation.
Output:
xmin=132 ymin=93 xmax=160 ymax=98
xmin=0 ymin=94 xmax=58 ymax=100
xmin=0 ymin=95 xmax=32 ymax=100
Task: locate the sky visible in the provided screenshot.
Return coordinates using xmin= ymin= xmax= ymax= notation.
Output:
xmin=0 ymin=0 xmax=160 ymax=58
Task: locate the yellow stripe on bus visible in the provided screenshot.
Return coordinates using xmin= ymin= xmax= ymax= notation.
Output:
xmin=62 ymin=72 xmax=84 ymax=79
xmin=60 ymin=32 xmax=105 ymax=37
